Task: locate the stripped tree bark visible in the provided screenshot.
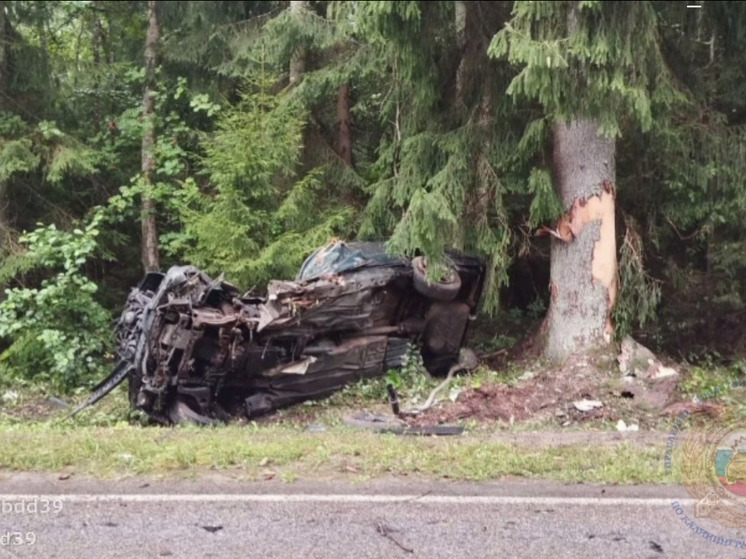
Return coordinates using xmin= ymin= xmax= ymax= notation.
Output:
xmin=543 ymin=119 xmax=617 ymax=361
xmin=140 ymin=0 xmax=159 ymax=272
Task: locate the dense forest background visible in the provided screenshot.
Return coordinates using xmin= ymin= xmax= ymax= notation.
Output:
xmin=1 ymin=1 xmax=745 ymax=391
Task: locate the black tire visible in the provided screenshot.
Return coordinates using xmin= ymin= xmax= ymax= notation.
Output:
xmin=411 ymin=256 xmax=461 ymax=302
xmin=168 ymin=397 xmax=219 ymax=426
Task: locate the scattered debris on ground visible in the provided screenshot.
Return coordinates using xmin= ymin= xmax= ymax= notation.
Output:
xmin=376 ymin=520 xmax=414 ymax=554
xmin=408 ymin=337 xmax=699 ymax=429
xmin=573 ymin=399 xmax=604 ymax=412
xmin=1 ymin=330 xmax=731 ymax=434
xmin=343 ymin=412 xmax=464 ymax=436
xmin=616 ymin=419 xmax=639 ymax=432
xmin=0 ymin=393 xmax=72 ymax=421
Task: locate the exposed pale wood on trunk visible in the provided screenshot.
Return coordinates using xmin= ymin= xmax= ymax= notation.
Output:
xmin=544 ymin=118 xmax=617 ymax=361
xmin=140 ymin=0 xmax=159 ymax=273
xmin=542 ymin=2 xmax=618 ymax=361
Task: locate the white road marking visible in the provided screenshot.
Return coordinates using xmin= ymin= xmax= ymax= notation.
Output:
xmin=0 ymin=494 xmax=695 ymax=506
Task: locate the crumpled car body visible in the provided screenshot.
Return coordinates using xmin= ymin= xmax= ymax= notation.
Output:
xmin=96 ymin=242 xmax=485 ymax=424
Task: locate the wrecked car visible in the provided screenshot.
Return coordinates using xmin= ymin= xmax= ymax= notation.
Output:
xmin=78 ymin=241 xmax=485 ymax=424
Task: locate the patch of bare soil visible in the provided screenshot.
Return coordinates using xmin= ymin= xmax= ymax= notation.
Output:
xmin=0 ymin=396 xmax=69 ymax=421
xmin=409 ymin=347 xmax=706 ymax=429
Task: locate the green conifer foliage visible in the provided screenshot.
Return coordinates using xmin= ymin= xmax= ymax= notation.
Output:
xmin=354 ymin=1 xmax=529 ymax=313
xmin=490 ymin=1 xmax=680 ymax=343
xmin=171 ymin=82 xmax=355 ymax=287
xmin=490 ymin=1 xmax=680 ymax=136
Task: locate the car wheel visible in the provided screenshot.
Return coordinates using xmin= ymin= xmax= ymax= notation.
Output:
xmin=412 ymin=256 xmax=461 ymax=302
xmin=168 ymin=397 xmax=219 ymax=426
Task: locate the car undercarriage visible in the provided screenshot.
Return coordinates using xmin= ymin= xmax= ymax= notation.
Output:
xmin=75 ymin=242 xmax=485 ymax=424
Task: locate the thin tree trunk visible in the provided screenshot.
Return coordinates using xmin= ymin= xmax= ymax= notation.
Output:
xmin=140 ymin=0 xmax=159 ymax=272
xmin=336 ymin=83 xmax=353 ymax=166
xmin=544 ymin=118 xmax=617 ymax=361
xmin=92 ymin=6 xmax=104 ymax=67
xmin=90 ymin=5 xmax=104 ymax=129
xmin=288 ymin=0 xmax=307 ymax=86
xmin=0 ymin=0 xmax=9 ymax=249
xmin=454 ymin=0 xmax=467 ymax=110
xmin=36 ymin=3 xmax=49 ymax=83
xmin=0 ymin=1 xmax=6 ymax=96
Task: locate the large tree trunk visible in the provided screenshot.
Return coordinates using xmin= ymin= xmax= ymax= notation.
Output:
xmin=336 ymin=83 xmax=353 ymax=166
xmin=140 ymin=0 xmax=159 ymax=272
xmin=288 ymin=1 xmax=307 ymax=87
xmin=544 ymin=119 xmax=617 ymax=361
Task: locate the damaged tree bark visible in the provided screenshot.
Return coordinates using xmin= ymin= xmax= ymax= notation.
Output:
xmin=544 ymin=119 xmax=617 ymax=361
xmin=140 ymin=0 xmax=159 ymax=273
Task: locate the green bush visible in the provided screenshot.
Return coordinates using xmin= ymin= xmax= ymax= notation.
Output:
xmin=0 ymin=213 xmax=111 ymax=391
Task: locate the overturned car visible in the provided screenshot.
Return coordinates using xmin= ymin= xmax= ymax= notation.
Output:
xmin=79 ymin=242 xmax=485 ymax=424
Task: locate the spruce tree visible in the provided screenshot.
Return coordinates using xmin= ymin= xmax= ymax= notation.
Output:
xmin=490 ymin=0 xmax=678 ymax=360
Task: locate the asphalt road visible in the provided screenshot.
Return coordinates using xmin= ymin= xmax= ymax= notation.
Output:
xmin=1 ymin=476 xmax=745 ymax=559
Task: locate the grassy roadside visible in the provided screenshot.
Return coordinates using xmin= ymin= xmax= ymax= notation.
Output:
xmin=3 ymin=318 xmax=743 ymax=486
xmin=0 ymin=420 xmax=677 ymax=484
xmin=0 ymin=354 xmax=696 ymax=485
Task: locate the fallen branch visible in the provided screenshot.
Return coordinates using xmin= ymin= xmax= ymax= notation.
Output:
xmin=479 ymin=348 xmax=508 ymax=361
xmin=665 ymin=215 xmax=707 ymax=241
xmin=376 ymin=521 xmax=414 ymax=554
xmin=400 ymin=349 xmax=478 ymax=416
